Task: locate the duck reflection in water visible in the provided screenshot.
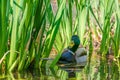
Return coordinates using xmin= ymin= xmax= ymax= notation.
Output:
xmin=57 ymin=35 xmax=87 ymax=78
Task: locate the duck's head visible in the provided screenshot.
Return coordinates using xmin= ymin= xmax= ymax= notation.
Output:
xmin=68 ymin=35 xmax=80 ymax=52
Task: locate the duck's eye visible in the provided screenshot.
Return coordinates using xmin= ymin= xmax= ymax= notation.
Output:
xmin=69 ymin=41 xmax=75 ymax=48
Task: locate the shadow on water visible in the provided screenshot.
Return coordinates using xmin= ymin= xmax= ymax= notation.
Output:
xmin=57 ymin=62 xmax=86 ymax=79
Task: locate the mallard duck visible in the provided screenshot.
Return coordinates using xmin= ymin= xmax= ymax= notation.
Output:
xmin=58 ymin=35 xmax=80 ymax=64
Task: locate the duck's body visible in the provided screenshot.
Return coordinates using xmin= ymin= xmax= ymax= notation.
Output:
xmin=58 ymin=49 xmax=75 ymax=64
xmin=58 ymin=35 xmax=87 ymax=64
xmin=58 ymin=35 xmax=80 ymax=64
xmin=75 ymin=48 xmax=87 ymax=65
xmin=58 ymin=48 xmax=87 ymax=64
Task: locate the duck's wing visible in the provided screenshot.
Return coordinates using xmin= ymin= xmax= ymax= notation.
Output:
xmin=75 ymin=48 xmax=87 ymax=57
xmin=75 ymin=55 xmax=87 ymax=64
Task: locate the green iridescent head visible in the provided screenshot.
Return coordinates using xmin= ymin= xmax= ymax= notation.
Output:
xmin=68 ymin=35 xmax=80 ymax=52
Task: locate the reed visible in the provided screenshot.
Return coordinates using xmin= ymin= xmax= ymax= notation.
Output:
xmin=0 ymin=1 xmax=120 ymax=79
xmin=0 ymin=0 xmax=8 ymax=72
xmin=40 ymin=0 xmax=66 ymax=68
xmin=0 ymin=0 xmax=62 ymax=71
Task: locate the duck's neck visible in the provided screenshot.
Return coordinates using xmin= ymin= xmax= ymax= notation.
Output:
xmin=68 ymin=45 xmax=78 ymax=52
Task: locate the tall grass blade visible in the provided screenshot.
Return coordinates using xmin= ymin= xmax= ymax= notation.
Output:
xmin=0 ymin=0 xmax=8 ymax=72
xmin=100 ymin=0 xmax=114 ymax=55
xmin=87 ymin=32 xmax=93 ymax=76
xmin=75 ymin=0 xmax=87 ymax=44
xmin=40 ymin=0 xmax=66 ymax=67
xmin=8 ymin=0 xmax=20 ymax=68
xmin=17 ymin=0 xmax=34 ymax=71
xmin=114 ymin=0 xmax=120 ymax=57
xmin=49 ymin=43 xmax=65 ymax=70
xmin=89 ymin=6 xmax=103 ymax=32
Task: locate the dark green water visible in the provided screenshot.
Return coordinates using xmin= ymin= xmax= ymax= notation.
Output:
xmin=0 ymin=68 xmax=84 ymax=80
xmin=0 ymin=58 xmax=119 ymax=80
xmin=0 ymin=62 xmax=86 ymax=80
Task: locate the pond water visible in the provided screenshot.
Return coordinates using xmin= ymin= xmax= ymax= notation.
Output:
xmin=0 ymin=54 xmax=119 ymax=80
xmin=0 ymin=66 xmax=85 ymax=80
